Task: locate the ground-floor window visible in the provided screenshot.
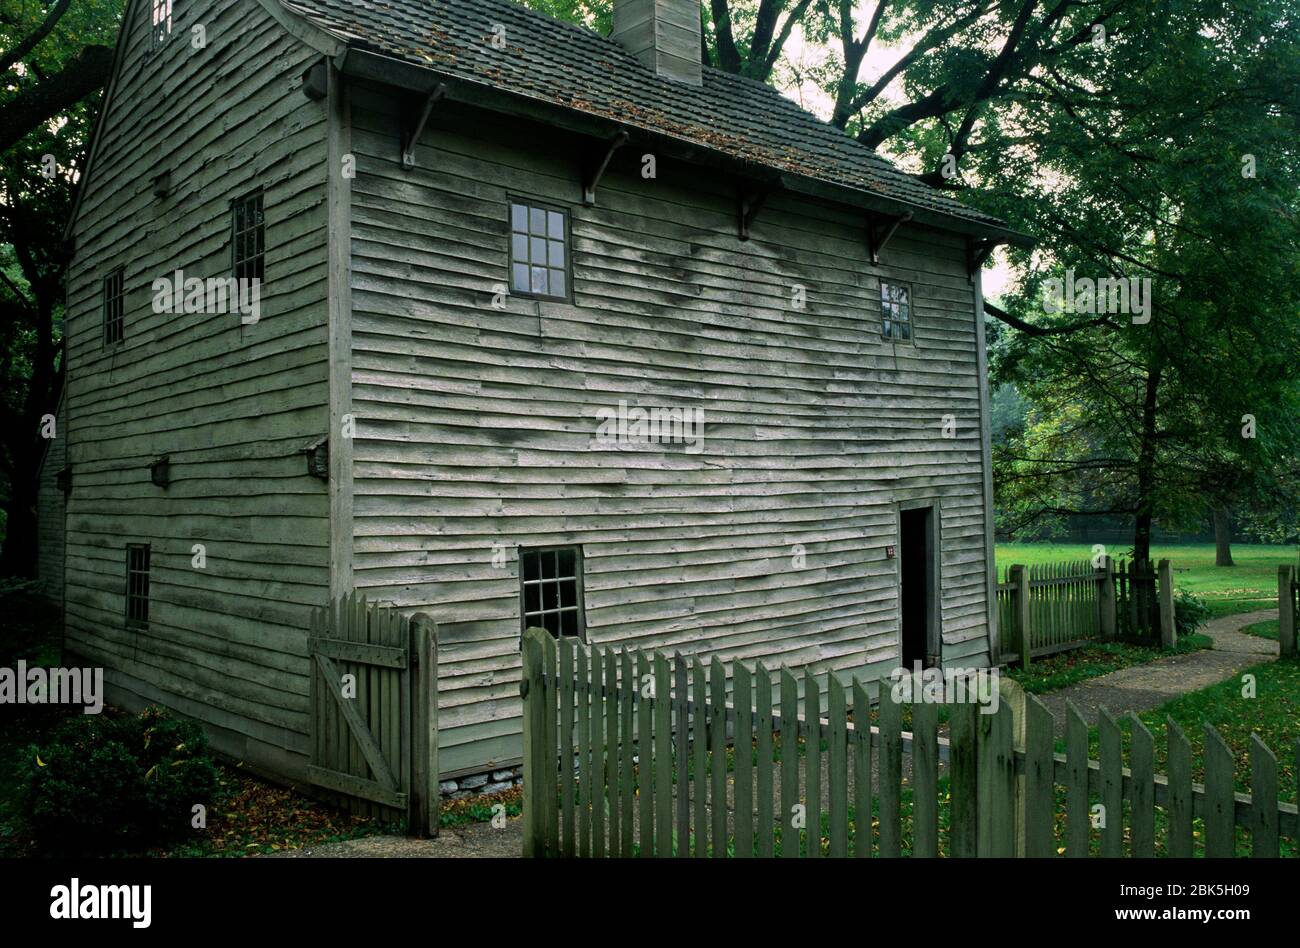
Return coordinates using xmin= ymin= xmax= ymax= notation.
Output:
xmin=126 ymin=543 xmax=151 ymax=628
xmin=519 ymin=545 xmax=584 ymax=639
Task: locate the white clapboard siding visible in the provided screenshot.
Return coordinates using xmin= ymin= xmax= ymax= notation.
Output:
xmin=345 ymin=84 xmax=993 ymax=774
xmin=61 ymin=0 xmax=329 ymax=773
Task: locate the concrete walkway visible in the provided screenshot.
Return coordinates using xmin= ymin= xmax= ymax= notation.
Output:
xmin=1034 ymin=609 xmax=1278 ymax=737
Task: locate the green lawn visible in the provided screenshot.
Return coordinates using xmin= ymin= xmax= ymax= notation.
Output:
xmin=997 ymin=542 xmax=1297 ymax=617
xmin=1242 ymin=619 xmax=1279 ymax=641
xmin=1067 ymin=657 xmax=1300 ymax=857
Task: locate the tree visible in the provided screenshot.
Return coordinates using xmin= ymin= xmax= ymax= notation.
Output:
xmin=980 ymin=0 xmax=1300 ymax=562
xmin=0 ymin=0 xmax=120 ymax=575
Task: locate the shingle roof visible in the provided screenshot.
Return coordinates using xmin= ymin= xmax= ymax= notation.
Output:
xmin=277 ymin=0 xmax=1013 ymax=233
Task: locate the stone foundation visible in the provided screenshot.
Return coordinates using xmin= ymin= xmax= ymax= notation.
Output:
xmin=439 ymin=766 xmax=523 ymax=800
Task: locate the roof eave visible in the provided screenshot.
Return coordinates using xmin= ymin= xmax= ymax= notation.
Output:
xmin=336 ymin=44 xmax=1033 ymax=249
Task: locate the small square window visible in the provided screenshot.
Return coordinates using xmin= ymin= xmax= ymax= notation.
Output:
xmin=880 ymin=281 xmax=912 ymax=342
xmin=126 ymin=544 xmax=151 ymax=628
xmin=150 ymin=0 xmax=173 ymax=52
xmin=509 ymin=201 xmax=569 ymax=300
xmin=231 ymin=190 xmax=265 ymax=287
xmin=520 ymin=545 xmax=585 ymax=639
xmin=103 ymin=268 xmax=125 ymax=346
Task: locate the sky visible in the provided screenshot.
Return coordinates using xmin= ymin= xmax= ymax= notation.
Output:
xmin=772 ymin=6 xmax=1017 ymax=299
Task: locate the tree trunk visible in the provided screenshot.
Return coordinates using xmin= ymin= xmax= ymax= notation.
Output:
xmin=0 ymin=472 xmax=39 ymax=579
xmin=1132 ymin=362 xmax=1161 ymax=564
xmin=1213 ymin=507 xmax=1235 ymax=566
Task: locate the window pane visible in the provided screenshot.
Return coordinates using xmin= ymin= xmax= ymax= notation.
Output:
xmin=531 ymin=266 xmax=548 ymax=295
xmin=511 ymin=204 xmax=528 ymax=232
xmin=524 ymin=582 xmax=539 ymax=614
xmin=543 ymin=612 xmax=561 ymax=637
xmin=522 ymin=550 xmax=539 ymax=581
xmin=561 ymin=610 xmax=578 ymax=637
xmin=548 ymin=211 xmax=564 ymax=240
xmin=511 ymin=233 xmax=529 ymax=263
xmin=548 ymin=240 xmax=564 ymax=268
xmin=550 ymin=269 xmax=566 ymax=297
xmin=512 ymin=264 xmax=529 ymax=292
xmin=557 ymin=548 xmax=575 ymax=577
xmin=530 ymin=236 xmax=547 ymax=264
xmin=560 ymin=579 xmax=576 ymax=608
xmin=529 ymin=207 xmax=546 ymax=235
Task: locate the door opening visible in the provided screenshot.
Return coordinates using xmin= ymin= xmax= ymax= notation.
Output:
xmin=900 ymin=506 xmax=936 ymax=668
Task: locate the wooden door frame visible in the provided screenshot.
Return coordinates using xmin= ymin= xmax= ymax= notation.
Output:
xmin=893 ymin=498 xmax=943 ymax=669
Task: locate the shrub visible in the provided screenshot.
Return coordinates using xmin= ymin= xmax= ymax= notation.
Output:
xmin=1173 ymin=588 xmax=1211 ymax=638
xmin=21 ymin=706 xmax=219 ymax=855
xmin=0 ymin=577 xmax=61 ymax=666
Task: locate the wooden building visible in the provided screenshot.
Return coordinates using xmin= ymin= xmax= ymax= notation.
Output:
xmin=58 ymin=0 xmax=1028 ymax=781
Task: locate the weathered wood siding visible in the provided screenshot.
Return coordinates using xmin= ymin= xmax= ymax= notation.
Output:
xmin=62 ymin=0 xmax=329 ymax=775
xmin=36 ymin=392 xmax=68 ymax=605
xmin=346 ymin=84 xmax=994 ymax=774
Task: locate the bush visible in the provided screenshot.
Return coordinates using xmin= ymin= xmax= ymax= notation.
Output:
xmin=1173 ymin=588 xmax=1211 ymax=638
xmin=21 ymin=706 xmax=219 ymax=855
xmin=0 ymin=577 xmax=61 ymax=666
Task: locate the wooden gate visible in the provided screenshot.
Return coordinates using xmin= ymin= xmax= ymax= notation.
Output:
xmin=1116 ymin=557 xmax=1160 ymax=640
xmin=308 ymin=593 xmax=440 ymax=836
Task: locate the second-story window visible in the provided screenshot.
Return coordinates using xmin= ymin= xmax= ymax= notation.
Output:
xmin=151 ymin=0 xmax=173 ymax=52
xmin=509 ymin=201 xmax=568 ymax=300
xmin=881 ymin=281 xmax=912 ymax=342
xmin=231 ymin=190 xmax=265 ymax=285
xmin=103 ymin=268 xmax=125 ymax=346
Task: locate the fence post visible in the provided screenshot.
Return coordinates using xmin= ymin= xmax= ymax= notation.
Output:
xmin=1280 ymin=566 xmax=1297 ymax=659
xmin=409 ymin=613 xmax=440 ymax=838
xmin=521 ymin=627 xmax=550 ymax=857
xmin=1001 ymin=678 xmax=1028 ymax=857
xmin=1098 ymin=556 xmax=1117 ymax=640
xmin=1158 ymin=559 xmax=1176 ymax=648
xmin=1009 ymin=564 xmax=1031 ymax=668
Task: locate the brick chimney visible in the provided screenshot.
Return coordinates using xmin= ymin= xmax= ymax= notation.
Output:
xmin=610 ymin=0 xmax=703 ymax=86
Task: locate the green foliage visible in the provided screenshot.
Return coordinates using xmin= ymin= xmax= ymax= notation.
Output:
xmin=0 ymin=577 xmax=61 ymax=666
xmin=979 ymin=1 xmax=1300 ymax=549
xmin=21 ymin=706 xmax=218 ymax=856
xmin=1172 ymin=588 xmax=1211 ymax=638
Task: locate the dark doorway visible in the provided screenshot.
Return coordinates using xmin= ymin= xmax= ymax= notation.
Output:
xmin=900 ymin=506 xmax=936 ymax=668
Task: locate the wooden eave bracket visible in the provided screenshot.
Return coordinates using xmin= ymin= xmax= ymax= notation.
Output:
xmin=866 ymin=211 xmax=912 ymax=263
xmin=738 ymin=189 xmax=767 ymax=241
xmin=582 ymin=130 xmax=629 ymax=205
xmin=400 ymin=83 xmax=448 ymax=169
xmin=966 ymin=238 xmax=998 ymax=282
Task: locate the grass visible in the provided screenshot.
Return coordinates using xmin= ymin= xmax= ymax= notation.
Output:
xmin=1242 ymin=619 xmax=1279 ymax=641
xmin=1067 ymin=657 xmax=1300 ymax=857
xmin=1006 ymin=634 xmax=1213 ymax=694
xmin=997 ymin=542 xmax=1296 ymax=617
